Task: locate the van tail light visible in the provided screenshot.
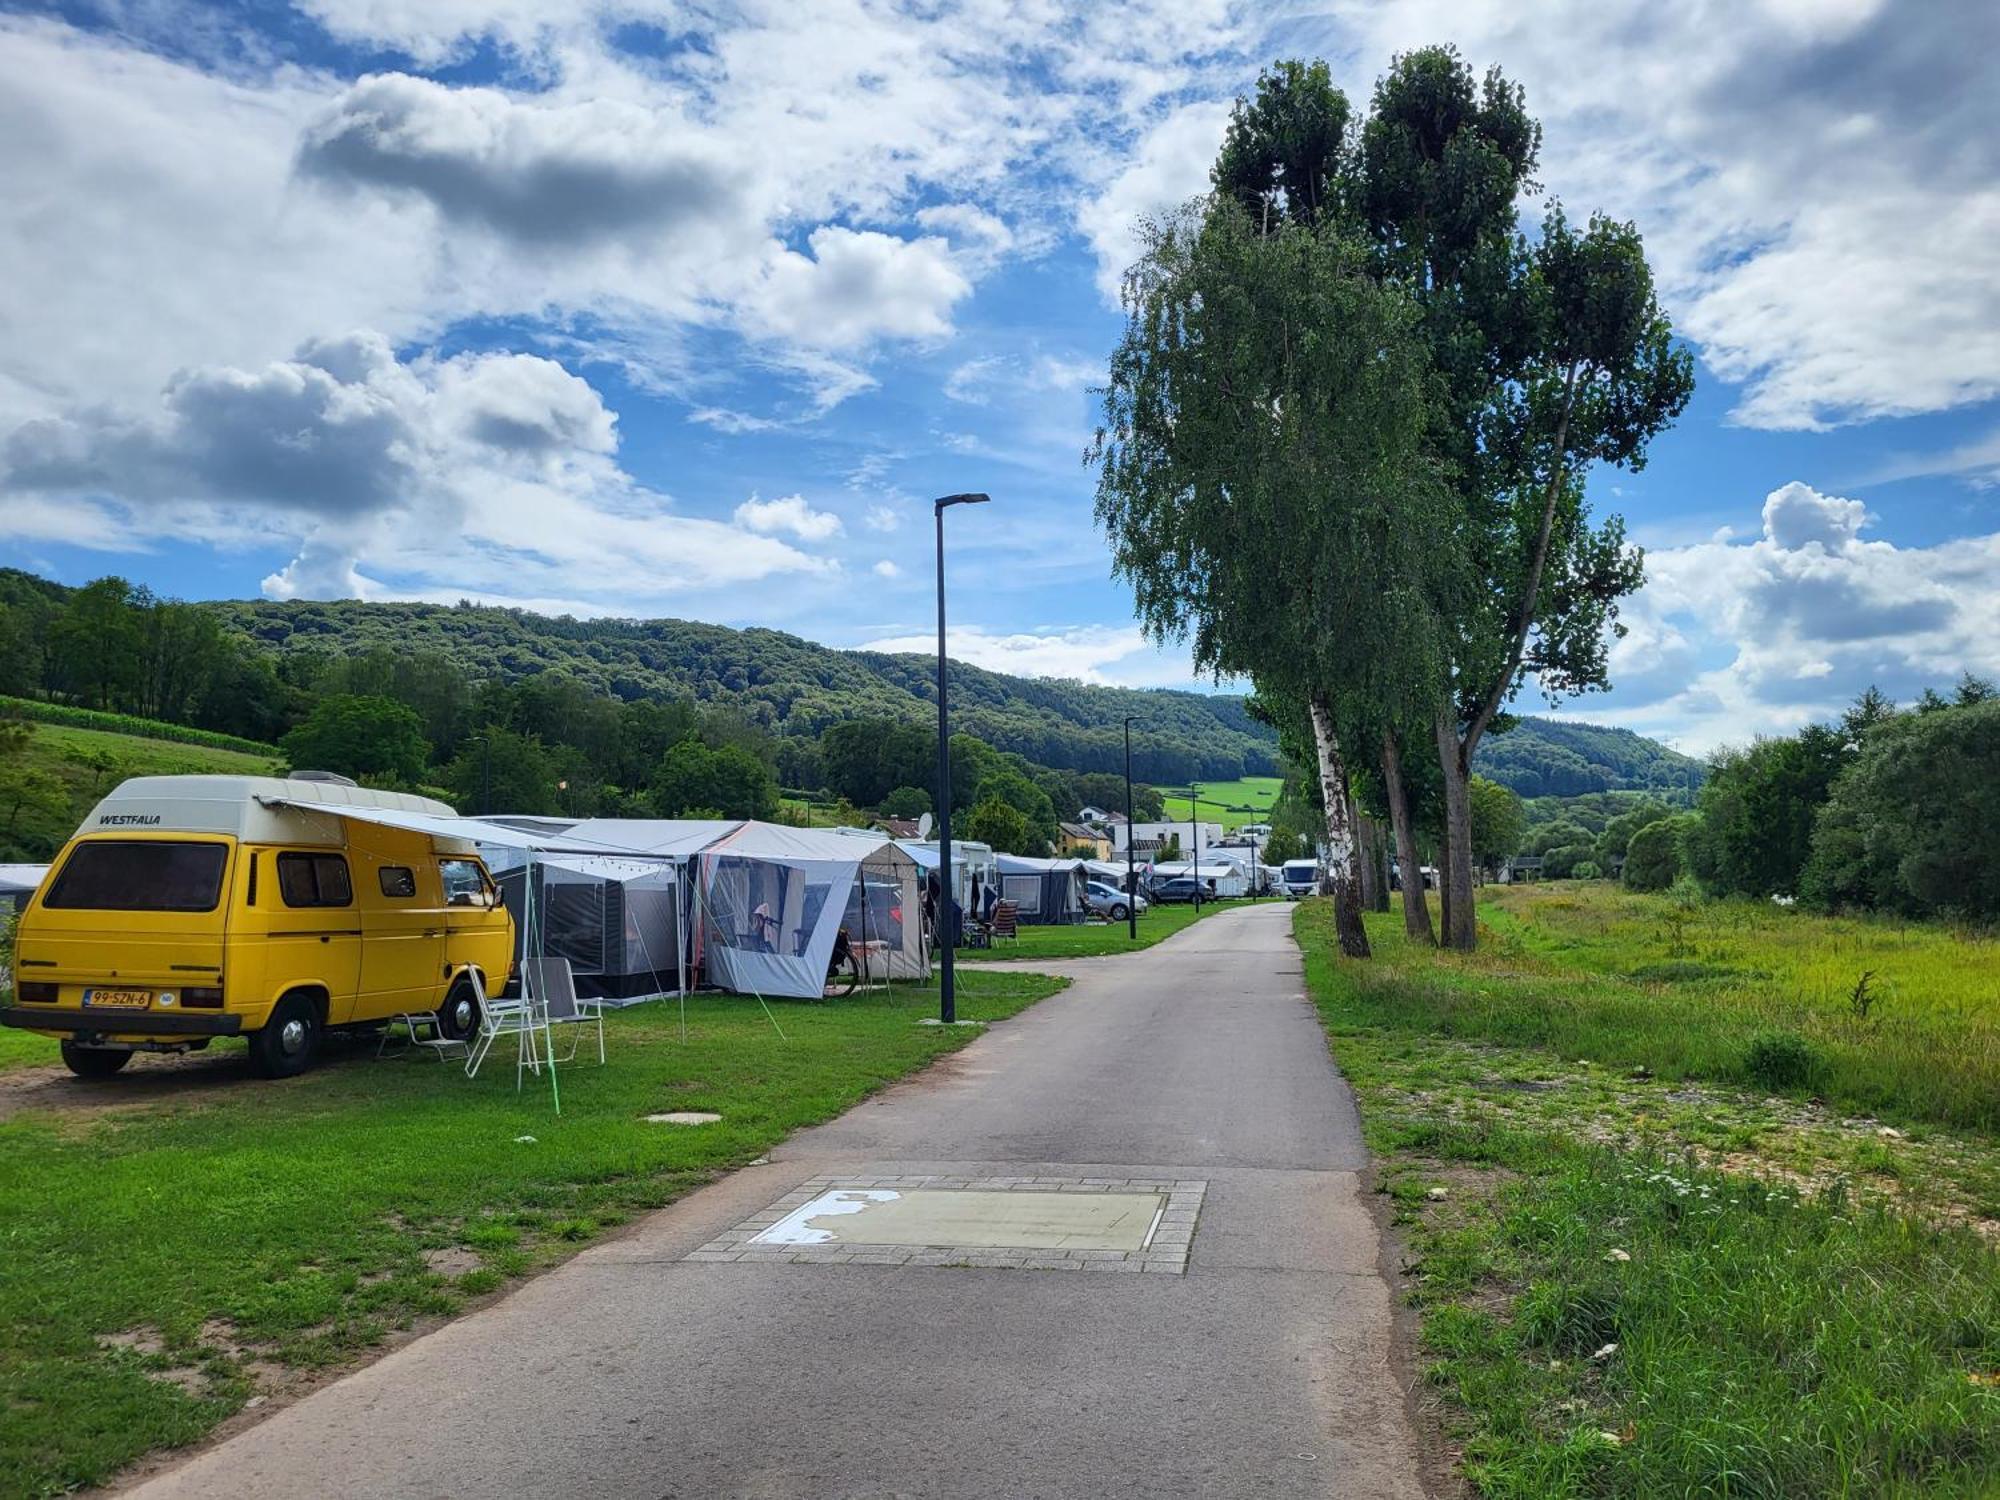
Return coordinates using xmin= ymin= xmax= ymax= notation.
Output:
xmin=18 ymin=982 xmax=57 ymax=1003
xmin=181 ymin=987 xmax=225 ymax=1008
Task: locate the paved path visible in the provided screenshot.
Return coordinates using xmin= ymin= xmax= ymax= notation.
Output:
xmin=127 ymin=903 xmax=1424 ymax=1500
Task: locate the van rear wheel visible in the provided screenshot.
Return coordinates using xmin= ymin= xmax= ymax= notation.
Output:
xmin=249 ymin=994 xmax=321 ymax=1079
xmin=61 ymin=1043 xmax=131 ymax=1079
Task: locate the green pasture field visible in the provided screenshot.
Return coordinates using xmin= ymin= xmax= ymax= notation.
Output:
xmin=1157 ymin=775 xmax=1282 ymax=830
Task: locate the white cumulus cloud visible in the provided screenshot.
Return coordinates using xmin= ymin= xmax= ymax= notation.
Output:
xmin=733 ymin=493 xmax=844 ymax=542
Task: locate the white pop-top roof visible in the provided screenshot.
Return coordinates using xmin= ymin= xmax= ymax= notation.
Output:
xmin=78 ymin=776 xmax=467 ymax=848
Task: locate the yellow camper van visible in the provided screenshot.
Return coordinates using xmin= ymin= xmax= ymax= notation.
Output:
xmin=3 ymin=774 xmax=513 ymax=1079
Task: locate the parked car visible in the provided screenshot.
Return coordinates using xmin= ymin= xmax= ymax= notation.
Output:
xmin=1085 ymin=880 xmax=1148 ymax=921
xmin=1148 ymin=876 xmax=1204 ymax=904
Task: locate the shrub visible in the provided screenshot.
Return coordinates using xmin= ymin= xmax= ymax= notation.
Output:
xmin=1621 ymin=816 xmax=1684 ymax=891
xmin=1570 ymin=860 xmax=1602 ymax=880
xmin=1745 ymin=1031 xmax=1820 ymax=1092
xmin=879 ymin=785 xmax=932 ymax=819
xmin=1543 ymin=842 xmax=1593 ymax=879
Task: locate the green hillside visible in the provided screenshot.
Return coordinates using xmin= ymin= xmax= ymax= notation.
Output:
xmin=207 ymin=596 xmax=1275 ymax=783
xmin=1475 ymin=715 xmax=1705 ymax=802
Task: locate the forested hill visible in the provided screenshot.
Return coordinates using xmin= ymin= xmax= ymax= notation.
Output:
xmin=1477 ymin=715 xmax=1706 ymax=800
xmin=206 ymin=596 xmax=1277 ymax=782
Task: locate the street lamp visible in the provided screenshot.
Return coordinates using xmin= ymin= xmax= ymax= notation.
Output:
xmin=933 ymin=492 xmax=990 ymax=1025
xmin=1122 ymin=715 xmax=1141 ymax=941
xmin=1190 ymin=778 xmax=1202 ymax=912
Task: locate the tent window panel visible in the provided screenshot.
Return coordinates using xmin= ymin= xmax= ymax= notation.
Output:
xmin=1003 ymin=875 xmax=1042 ymax=914
xmin=544 ymin=879 xmax=606 ymax=974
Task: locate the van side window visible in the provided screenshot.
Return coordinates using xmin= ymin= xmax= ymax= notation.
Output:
xmin=378 ymin=866 xmax=417 ymax=899
xmin=440 ymin=858 xmax=493 ymax=907
xmin=277 ymin=853 xmax=353 ymax=908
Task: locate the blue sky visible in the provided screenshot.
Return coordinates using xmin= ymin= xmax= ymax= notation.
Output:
xmin=1 ymin=0 xmax=1996 ymax=752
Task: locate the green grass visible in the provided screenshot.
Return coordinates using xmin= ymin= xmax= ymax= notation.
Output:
xmin=0 ymin=971 xmax=1064 ymax=1498
xmin=1158 ymin=775 xmax=1282 ymax=830
xmin=0 ymin=696 xmax=278 ymax=756
xmin=972 ymin=897 xmax=1271 ymax=960
xmin=1 ymin=722 xmax=281 ymax=864
xmin=1296 ymin=896 xmax=2000 ymax=1497
xmin=1389 ymin=882 xmax=2000 ymax=1132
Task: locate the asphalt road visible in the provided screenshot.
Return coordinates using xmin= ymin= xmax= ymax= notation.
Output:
xmin=125 ymin=902 xmax=1426 ymax=1500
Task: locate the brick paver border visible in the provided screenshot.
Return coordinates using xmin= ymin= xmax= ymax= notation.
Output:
xmin=684 ymin=1174 xmax=1208 ymax=1274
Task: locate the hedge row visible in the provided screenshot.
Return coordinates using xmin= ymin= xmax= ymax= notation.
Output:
xmin=0 ymin=695 xmax=279 ymax=756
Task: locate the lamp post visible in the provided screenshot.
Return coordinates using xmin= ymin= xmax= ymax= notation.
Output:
xmin=933 ymin=492 xmax=990 ymax=1025
xmin=467 ymin=732 xmax=493 ymax=815
xmin=1122 ymin=715 xmax=1141 ymax=941
xmin=1189 ymin=779 xmax=1202 ymax=912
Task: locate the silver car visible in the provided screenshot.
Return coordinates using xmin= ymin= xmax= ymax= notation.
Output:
xmin=1086 ymin=880 xmax=1148 ymax=921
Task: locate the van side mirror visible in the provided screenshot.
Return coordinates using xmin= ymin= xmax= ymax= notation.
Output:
xmin=493 ymin=887 xmax=506 ymax=911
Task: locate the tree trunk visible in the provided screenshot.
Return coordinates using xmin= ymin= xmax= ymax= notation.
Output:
xmin=1355 ymin=815 xmax=1386 ymax=912
xmin=1309 ymin=694 xmax=1371 ymax=958
xmin=1370 ymin=816 xmax=1393 ymax=912
xmin=1380 ymin=727 xmax=1435 ymax=946
xmin=1434 ymin=704 xmax=1478 ymax=951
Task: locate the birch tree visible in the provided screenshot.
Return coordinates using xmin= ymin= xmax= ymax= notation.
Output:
xmin=1091 ymin=203 xmax=1461 ymax=958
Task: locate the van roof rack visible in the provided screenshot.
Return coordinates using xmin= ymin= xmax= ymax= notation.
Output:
xmin=287 ymin=770 xmax=359 ymax=787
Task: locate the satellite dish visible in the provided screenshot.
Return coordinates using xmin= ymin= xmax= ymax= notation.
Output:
xmin=917 ymin=812 xmax=935 ymax=839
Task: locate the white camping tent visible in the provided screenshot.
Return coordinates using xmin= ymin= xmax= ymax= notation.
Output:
xmin=697 ymin=825 xmax=926 ymax=998
xmin=994 ymin=853 xmax=1088 ymax=924
xmin=896 ymin=837 xmax=997 ymax=914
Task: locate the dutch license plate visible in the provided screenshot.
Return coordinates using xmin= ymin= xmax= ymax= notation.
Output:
xmin=83 ymin=988 xmax=152 ymax=1009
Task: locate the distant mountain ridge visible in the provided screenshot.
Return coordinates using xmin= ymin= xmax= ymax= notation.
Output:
xmin=206 ymin=596 xmax=1279 ymax=783
xmin=3 ymin=567 xmax=1703 ymax=796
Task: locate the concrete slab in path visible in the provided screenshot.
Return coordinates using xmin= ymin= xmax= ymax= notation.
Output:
xmin=122 ymin=902 xmax=1427 ymax=1500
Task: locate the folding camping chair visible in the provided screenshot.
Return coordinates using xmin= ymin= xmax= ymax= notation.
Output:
xmin=463 ymin=969 xmax=538 ymax=1081
xmin=521 ymin=957 xmax=607 ymax=1067
xmin=991 ymin=899 xmax=1020 ymax=942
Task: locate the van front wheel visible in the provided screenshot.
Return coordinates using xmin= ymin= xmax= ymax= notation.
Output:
xmin=61 ymin=1043 xmax=131 ymax=1079
xmin=249 ymin=994 xmax=321 ymax=1079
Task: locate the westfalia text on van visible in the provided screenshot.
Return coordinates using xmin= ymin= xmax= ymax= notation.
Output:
xmin=2 ymin=774 xmax=513 ymax=1079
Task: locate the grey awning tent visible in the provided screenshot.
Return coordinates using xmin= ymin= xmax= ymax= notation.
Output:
xmin=480 ymin=819 xmax=741 ymax=1003
xmin=993 ymin=853 xmax=1088 ymax=924
xmin=258 ymin=797 xmax=698 ymax=1001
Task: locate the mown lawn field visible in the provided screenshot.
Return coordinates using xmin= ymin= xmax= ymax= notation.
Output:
xmin=1158 ymin=775 xmax=1282 ymax=830
xmin=971 ymin=896 xmax=1277 ymax=961
xmin=1297 ymin=889 xmax=2000 ymax=1497
xmin=0 ymin=970 xmax=1064 ymax=1499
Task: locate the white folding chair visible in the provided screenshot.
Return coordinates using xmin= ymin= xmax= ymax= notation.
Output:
xmin=462 ymin=968 xmax=538 ymax=1081
xmin=521 ymin=957 xmax=606 ymax=1067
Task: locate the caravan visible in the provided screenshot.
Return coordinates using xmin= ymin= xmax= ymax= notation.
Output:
xmin=2 ymin=775 xmax=514 ymax=1079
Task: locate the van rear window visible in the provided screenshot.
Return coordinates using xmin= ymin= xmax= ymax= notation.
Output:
xmin=44 ymin=841 xmax=228 ymax=912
